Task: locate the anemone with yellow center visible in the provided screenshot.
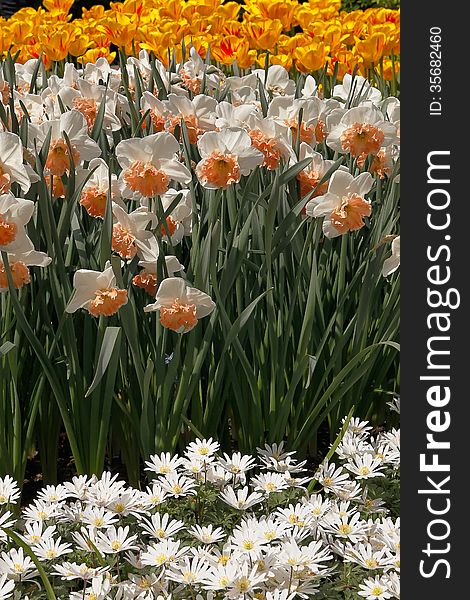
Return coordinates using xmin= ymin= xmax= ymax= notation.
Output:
xmin=144 ymin=277 xmax=215 ymax=335
xmin=338 ymin=523 xmax=353 ymax=535
xmin=65 ymin=262 xmax=128 ymax=318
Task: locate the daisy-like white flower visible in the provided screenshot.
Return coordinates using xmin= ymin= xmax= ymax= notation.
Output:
xmin=196 ymin=128 xmax=263 ymax=190
xmin=166 ymin=556 xmax=212 ymax=585
xmin=95 ymin=525 xmax=139 ymax=555
xmin=20 ymin=522 xmax=56 ymax=546
xmin=0 ymin=513 xmax=16 ymax=543
xmin=219 ymin=486 xmax=264 ymax=510
xmin=382 ymin=236 xmax=400 ymax=277
xmin=186 ymin=437 xmax=220 ymax=461
xmin=22 ymin=499 xmax=59 ymax=523
xmin=0 ymin=194 xmax=35 ymax=254
xmin=202 ymin=561 xmax=239 ymax=591
xmin=346 ymin=454 xmax=385 ymax=480
xmin=266 ymin=590 xmax=297 ymax=600
xmin=36 ymin=484 xmax=68 ymax=504
xmin=229 ymin=522 xmax=268 ymax=559
xmin=275 ymin=502 xmax=313 ymax=530
xmin=87 ymin=472 xmax=126 ymax=506
xmin=116 ymin=132 xmax=191 ymax=199
xmin=79 ymin=158 xmax=121 ymax=219
xmin=384 ymin=571 xmax=400 ymax=598
xmin=144 ymin=277 xmax=215 ymax=334
xmin=323 ymin=512 xmax=368 ymax=544
xmin=63 ymin=475 xmax=95 ymax=501
xmin=0 ymin=476 xmax=20 ymax=505
xmin=30 ymin=110 xmax=101 ymax=177
xmin=106 ymin=490 xmax=145 ymax=517
xmin=0 ymin=574 xmax=14 ymax=600
xmin=139 ymin=513 xmax=185 ymax=541
xmin=327 ymin=105 xmax=397 ymax=167
xmin=206 ymin=464 xmax=232 ymax=486
xmin=257 ymin=442 xmax=295 ymax=463
xmin=346 ymin=417 xmax=374 ymax=437
xmin=69 ymin=574 xmax=111 ymax=600
xmin=0 ymin=132 xmax=32 ymax=194
xmin=34 ymin=536 xmax=73 ymax=561
xmin=218 ymin=452 xmax=257 ymax=477
xmin=52 ymin=562 xmax=110 ymax=581
xmin=65 ymin=262 xmax=128 ymax=317
xmin=160 ymin=473 xmax=197 ymax=498
xmin=190 ymin=524 xmax=226 ymax=545
xmin=358 ymin=575 xmax=393 ymax=600
xmin=344 ymin=542 xmax=392 ymax=570
xmin=81 ymin=506 xmax=119 ymax=529
xmin=111 ymin=204 xmax=158 ymax=261
xmin=314 ymin=461 xmax=351 ymax=494
xmin=0 ymin=250 xmax=52 ymax=293
xmin=144 ymin=452 xmax=184 ymax=476
xmin=305 ymin=170 xmax=373 ymax=238
xmin=225 ymin=562 xmax=266 ymax=599
xmin=0 ymin=547 xmax=38 ymax=581
xmin=140 ymin=539 xmax=188 ymax=568
xmin=140 ymin=482 xmax=168 ymax=508
xmin=251 ymin=472 xmax=289 ymax=495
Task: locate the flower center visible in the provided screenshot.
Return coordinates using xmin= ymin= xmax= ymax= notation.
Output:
xmin=338 ymin=523 xmax=353 ymax=535
xmin=124 ymin=161 xmax=169 ymax=197
xmin=365 ymin=558 xmax=378 ymax=568
xmin=87 ymin=288 xmax=128 ymax=317
xmin=0 ymin=164 xmax=12 ymax=195
xmin=371 ymin=586 xmax=384 ymax=596
xmin=155 ymin=553 xmax=168 ymax=565
xmin=359 ymin=466 xmax=370 ymax=476
xmin=330 ymin=194 xmax=372 ymax=234
xmin=0 ymin=260 xmax=30 ymax=290
xmin=144 ymin=108 xmax=166 ymax=133
xmin=46 ymin=139 xmax=80 ymax=176
xmin=249 ymin=130 xmax=281 ymax=170
xmin=243 ymin=540 xmax=254 ymax=550
xmin=80 ymin=187 xmax=108 ymax=219
xmin=0 ymin=216 xmax=17 ymax=246
xmin=112 ymin=224 xmax=137 ymax=259
xmin=155 ymin=528 xmax=166 ymax=538
xmin=1 ymin=81 xmax=10 ymax=105
xmin=285 ymin=119 xmax=315 ymax=145
xmin=197 ymin=152 xmax=241 ymax=189
xmin=238 ymin=577 xmax=250 ymax=592
xmin=315 ymin=120 xmax=327 ymax=143
xmin=369 ymin=150 xmax=392 ymax=179
xmin=340 ymin=122 xmax=384 ymax=165
xmin=111 ymin=540 xmax=122 ymax=551
xmin=161 ymin=215 xmax=177 ymax=238
xmin=160 ymin=299 xmax=198 ymax=333
xmin=133 ymin=271 xmax=158 ymax=296
xmin=73 ymin=97 xmax=98 ymax=129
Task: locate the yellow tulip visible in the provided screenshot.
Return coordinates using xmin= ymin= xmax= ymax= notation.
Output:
xmin=355 ymin=32 xmax=386 ymax=67
xmin=243 ymin=18 xmax=283 ymax=51
xmin=293 ymin=41 xmax=327 ymax=73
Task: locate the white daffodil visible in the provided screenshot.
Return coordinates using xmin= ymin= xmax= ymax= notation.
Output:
xmin=111 ymin=203 xmax=158 ymax=261
xmin=0 ymin=132 xmax=32 ymax=194
xmin=155 ymin=188 xmax=193 ymax=246
xmin=65 ymin=262 xmax=128 ymax=317
xmin=196 ymin=128 xmax=263 ymax=189
xmin=79 ymin=157 xmax=122 ymax=219
xmin=296 ymin=143 xmax=344 ymax=202
xmin=132 ymin=254 xmax=184 ymax=297
xmin=0 ymin=249 xmax=51 ymax=292
xmin=326 ymin=105 xmax=397 ymax=167
xmin=165 ymin=93 xmax=217 ymax=144
xmin=382 ymin=236 xmax=400 ymax=277
xmin=116 ymin=132 xmax=191 ymax=199
xmin=246 ymin=114 xmax=294 ymax=170
xmin=305 ymin=170 xmax=373 ymax=238
xmin=144 ymin=277 xmax=215 ymax=333
xmin=29 ymin=110 xmax=101 ymax=177
xmin=253 ymin=65 xmax=295 ymax=97
xmin=332 ymin=73 xmax=383 ymax=106
xmin=215 ymin=101 xmax=260 ymax=130
xmin=0 ymin=193 xmax=35 ymax=253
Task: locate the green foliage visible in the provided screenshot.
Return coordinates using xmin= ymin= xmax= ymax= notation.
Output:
xmin=341 ymin=0 xmax=400 ymax=11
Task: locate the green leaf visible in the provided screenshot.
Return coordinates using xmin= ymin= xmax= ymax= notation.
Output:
xmin=86 ymin=327 xmax=122 ymax=397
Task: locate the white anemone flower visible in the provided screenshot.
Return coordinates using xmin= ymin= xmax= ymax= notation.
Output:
xmin=219 ymin=486 xmax=264 ymax=510
xmin=382 ymin=236 xmax=400 ymax=277
xmin=0 ymin=574 xmax=14 ymax=600
xmin=144 ymin=277 xmax=215 ymax=334
xmin=95 ymin=525 xmax=139 ymax=555
xmin=29 ymin=110 xmax=101 ymax=177
xmin=65 ymin=262 xmax=128 ymax=317
xmin=358 ymin=575 xmax=393 ymax=600
xmin=0 ymin=132 xmax=32 ymax=194
xmin=0 ymin=476 xmax=20 ymax=505
xmin=305 ymin=170 xmax=373 ymax=238
xmin=116 ymin=132 xmax=191 ymax=199
xmin=196 ymin=128 xmax=263 ymax=189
